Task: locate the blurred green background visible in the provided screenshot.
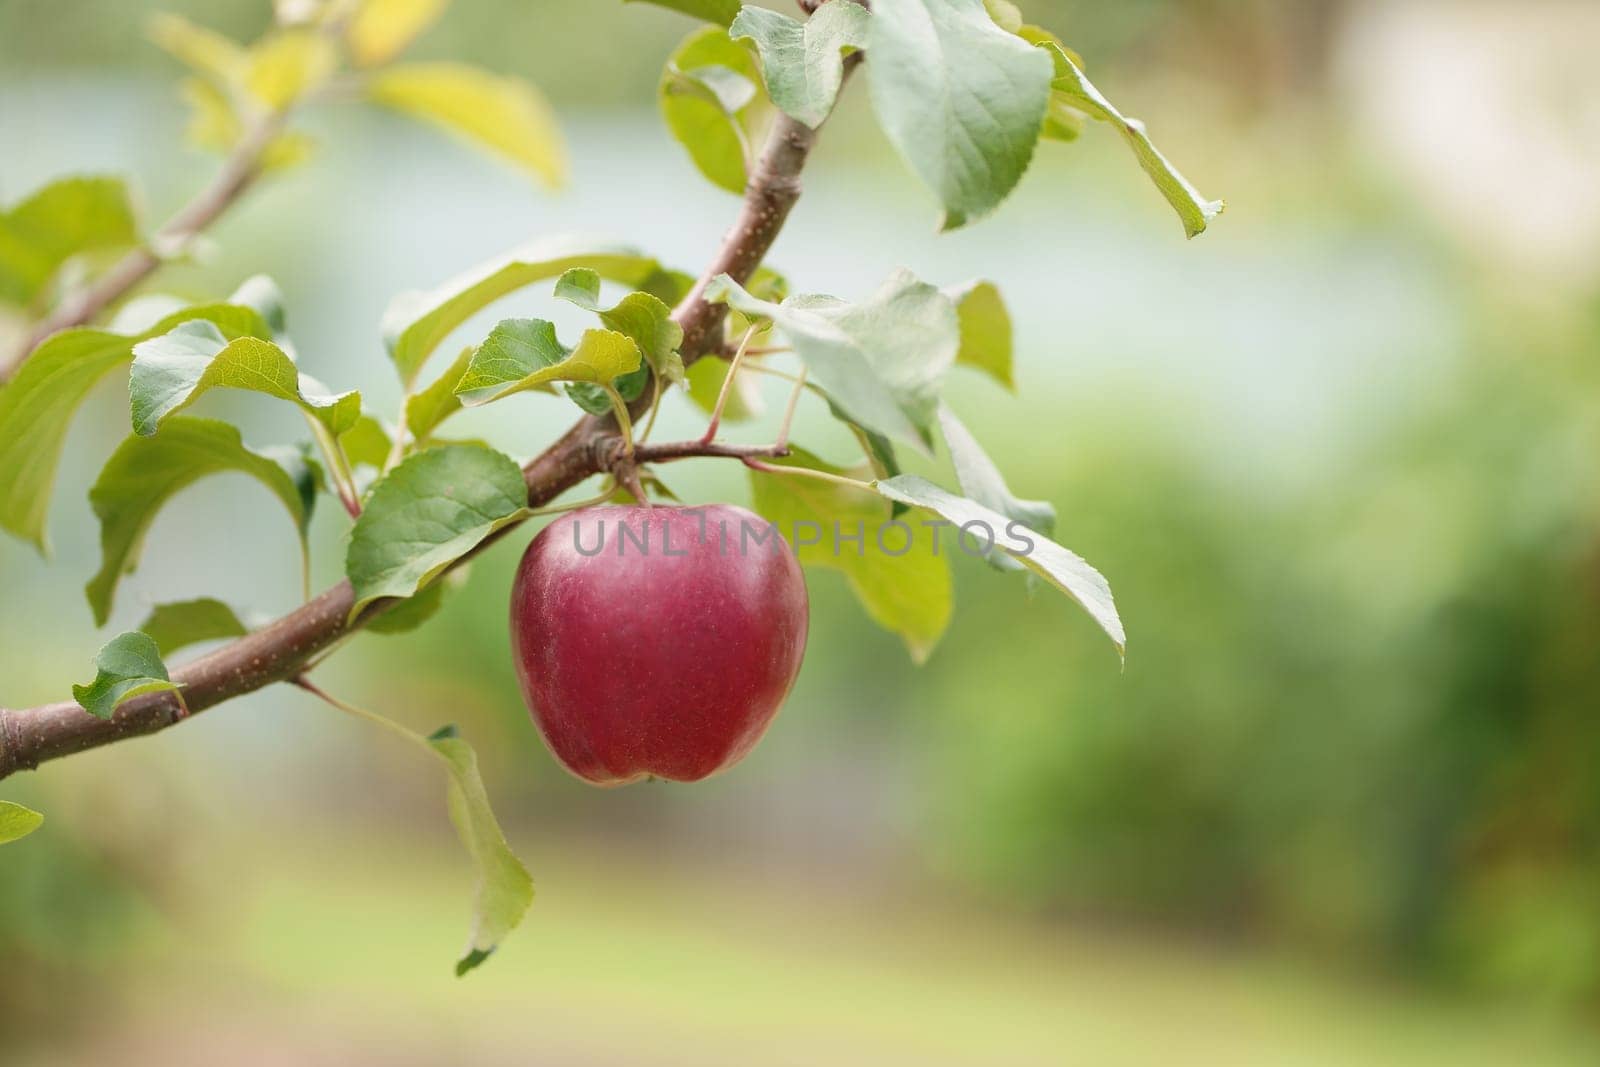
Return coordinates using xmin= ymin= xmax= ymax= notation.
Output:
xmin=5 ymin=0 xmax=1600 ymax=1062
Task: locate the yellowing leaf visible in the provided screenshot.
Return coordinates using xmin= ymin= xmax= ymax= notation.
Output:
xmin=944 ymin=279 xmax=1013 ymax=390
xmin=0 ymin=801 xmax=44 ymax=845
xmin=246 ymin=29 xmax=338 ymax=111
xmin=749 ymin=449 xmax=952 ymax=663
xmin=180 ymin=78 xmax=316 ymax=168
xmin=368 ymin=63 xmax=566 ymax=187
xmin=346 ymin=0 xmax=451 ymax=67
xmin=147 ymin=13 xmax=247 ymax=83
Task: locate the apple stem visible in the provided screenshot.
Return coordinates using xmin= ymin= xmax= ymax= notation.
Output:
xmin=701 ymin=324 xmax=758 ymax=444
xmin=618 ymin=465 xmax=651 ymax=507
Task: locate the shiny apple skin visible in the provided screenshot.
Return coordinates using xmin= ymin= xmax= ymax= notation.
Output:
xmin=510 ymin=503 xmax=809 ymax=786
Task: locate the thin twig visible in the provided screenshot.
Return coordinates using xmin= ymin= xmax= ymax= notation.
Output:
xmin=774 ymin=366 xmax=807 ymax=450
xmin=742 ymin=456 xmax=873 ymax=492
xmin=702 ymin=325 xmax=758 ymax=443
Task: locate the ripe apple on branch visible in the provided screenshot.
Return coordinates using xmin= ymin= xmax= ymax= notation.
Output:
xmin=0 ymin=0 xmax=1220 ymax=973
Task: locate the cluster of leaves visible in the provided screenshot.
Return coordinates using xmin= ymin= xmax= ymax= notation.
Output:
xmin=149 ymin=0 xmax=564 ymax=183
xmin=0 ymin=0 xmax=1221 ymax=972
xmin=646 ymin=0 xmax=1221 ymax=236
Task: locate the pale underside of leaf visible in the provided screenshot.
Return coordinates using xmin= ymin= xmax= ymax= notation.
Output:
xmin=937 ymin=405 xmax=1054 ymax=572
xmin=866 ymin=0 xmax=1052 ymax=229
xmin=707 ymin=270 xmax=958 ymax=455
xmin=729 ymin=1 xmax=869 ymax=129
xmin=875 ymin=474 xmax=1124 ymax=655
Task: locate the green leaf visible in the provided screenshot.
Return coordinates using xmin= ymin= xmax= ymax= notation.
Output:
xmin=866 ymin=0 xmax=1051 ymax=229
xmin=729 ymin=1 xmax=869 ymax=128
xmin=340 ymin=413 xmax=395 ymax=471
xmin=554 ymin=268 xmax=684 ymax=414
xmin=555 ymin=270 xmax=685 ymax=373
xmin=72 ymin=631 xmax=183 ymax=720
xmin=625 ymin=0 xmax=740 ymax=25
xmin=937 ymin=406 xmax=1053 ymax=572
xmin=366 ymin=567 xmax=467 ymax=635
xmin=382 ymin=236 xmax=679 ymax=387
xmin=1024 ymin=29 xmax=1222 ymax=238
xmin=129 ymin=320 xmax=360 ymax=437
xmin=876 ymin=474 xmax=1124 ymax=654
xmin=0 ymin=801 xmax=45 ymax=845
xmin=85 ymin=417 xmax=315 ymax=625
xmin=0 ymin=303 xmax=271 ymax=552
xmin=346 ymin=445 xmax=527 ymax=617
xmin=660 ymin=26 xmax=768 ymax=195
xmin=944 ymin=279 xmax=1013 ymax=389
xmin=346 ymin=0 xmax=450 ymax=67
xmin=749 ymin=449 xmax=951 ymax=662
xmin=404 ymin=347 xmax=472 ymax=446
xmin=0 ymin=176 xmax=140 ymax=307
xmin=429 ymin=730 xmax=534 ymax=974
xmin=707 ymin=269 xmax=958 ymax=454
xmin=137 ymin=597 xmax=251 ymax=656
xmin=368 ymin=63 xmax=566 ymax=188
xmin=455 ymin=320 xmax=641 ymax=407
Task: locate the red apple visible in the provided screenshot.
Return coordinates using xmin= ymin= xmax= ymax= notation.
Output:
xmin=510 ymin=503 xmax=809 ymax=786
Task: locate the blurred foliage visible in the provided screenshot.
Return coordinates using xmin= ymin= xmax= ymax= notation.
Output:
xmin=0 ymin=0 xmax=1347 ymax=108
xmin=914 ymin=313 xmax=1600 ymax=1002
